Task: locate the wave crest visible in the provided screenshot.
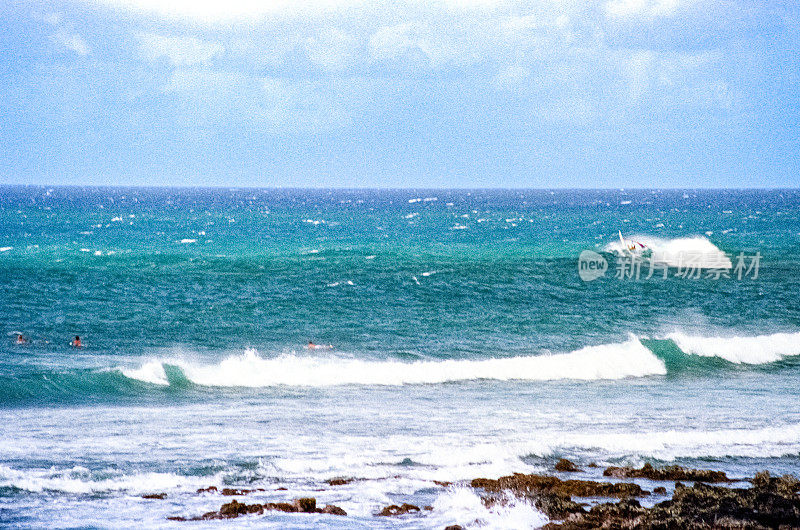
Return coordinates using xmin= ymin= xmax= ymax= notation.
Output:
xmin=665 ymin=331 xmax=800 ymax=364
xmin=120 ymin=338 xmax=666 ymax=388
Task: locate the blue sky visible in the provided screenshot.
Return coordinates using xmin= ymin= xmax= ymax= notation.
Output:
xmin=1 ymin=0 xmax=798 ymax=187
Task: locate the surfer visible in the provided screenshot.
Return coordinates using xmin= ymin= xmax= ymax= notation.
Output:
xmin=307 ymin=341 xmax=332 ymax=350
xmin=70 ymin=335 xmax=82 ymax=348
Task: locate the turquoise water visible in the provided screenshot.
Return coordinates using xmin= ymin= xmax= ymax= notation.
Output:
xmin=1 ymin=187 xmax=800 ymax=527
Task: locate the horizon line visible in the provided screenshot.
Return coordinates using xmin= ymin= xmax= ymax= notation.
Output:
xmin=1 ymin=184 xmax=798 ymax=192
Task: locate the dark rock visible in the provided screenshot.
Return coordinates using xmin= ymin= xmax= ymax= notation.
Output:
xmin=532 ymin=493 xmax=585 ymax=519
xmin=603 ymin=462 xmax=730 ymax=482
xmin=196 ymin=486 xmax=218 ymax=494
xmin=320 ymin=504 xmax=347 ymax=516
xmin=221 ymin=487 xmax=258 ymax=496
xmin=444 ymin=526 xmax=463 ymax=530
xmin=196 ymin=497 xmax=348 ymax=520
xmin=142 ymin=493 xmax=167 ymax=499
xmin=264 ymin=502 xmax=297 ymax=513
xmin=218 ymin=499 xmax=250 ymax=518
xmin=166 ymin=516 xmax=187 ymax=521
xmin=751 ymin=470 xmax=800 ymax=496
xmin=653 ymin=486 xmax=667 ymax=494
xmin=293 ymin=497 xmax=317 ymax=513
xmin=201 ymin=511 xmax=219 ymax=520
xmin=434 ymin=480 xmax=452 ymax=487
xmin=555 ymin=459 xmax=581 ymax=472
xmin=326 ymin=477 xmax=353 ymax=486
xmin=544 ymin=472 xmax=800 ymax=529
xmin=471 ymin=473 xmax=647 ymax=498
xmin=276 ymin=487 xmax=288 ymax=490
xmin=377 ymin=503 xmax=421 ymax=516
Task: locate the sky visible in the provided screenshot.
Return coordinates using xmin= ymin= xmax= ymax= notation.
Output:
xmin=0 ymin=0 xmax=798 ymax=188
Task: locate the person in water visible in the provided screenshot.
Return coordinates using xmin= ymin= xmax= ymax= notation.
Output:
xmin=15 ymin=334 xmax=27 ymax=344
xmin=71 ymin=335 xmax=82 ymax=348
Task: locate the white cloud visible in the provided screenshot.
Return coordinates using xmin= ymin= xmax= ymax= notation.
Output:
xmin=615 ymin=48 xmax=734 ymax=108
xmin=158 ymin=66 xmax=364 ymax=133
xmin=138 ymin=33 xmax=223 ymax=66
xmin=92 ymin=0 xmax=367 ymax=22
xmin=43 ymin=12 xmax=63 ymax=25
xmin=368 ymin=23 xmax=416 ymax=61
xmin=604 ymin=0 xmax=684 ymax=19
xmin=623 ymin=49 xmax=654 ymax=100
xmin=260 ymin=77 xmax=353 ymax=131
xmin=367 ymin=21 xmax=480 ymax=68
xmin=305 ymin=28 xmax=358 ymax=71
xmin=52 ymin=31 xmax=91 ymax=56
xmin=492 ymin=64 xmax=531 ymax=90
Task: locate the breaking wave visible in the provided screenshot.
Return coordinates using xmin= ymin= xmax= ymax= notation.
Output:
xmin=121 ymin=337 xmax=666 ymax=388
xmin=0 ymin=464 xmax=214 ymax=494
xmin=605 ymin=235 xmax=732 ymax=268
xmin=664 ymin=331 xmax=800 ymax=364
xmin=3 ymin=330 xmax=799 ymax=405
xmin=430 ymin=487 xmax=548 ymax=529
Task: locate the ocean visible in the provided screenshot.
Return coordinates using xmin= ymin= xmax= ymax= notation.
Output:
xmin=1 ymin=186 xmax=799 ymax=528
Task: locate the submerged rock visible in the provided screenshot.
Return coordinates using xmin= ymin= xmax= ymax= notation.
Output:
xmin=321 ymin=504 xmax=348 ymax=516
xmin=221 ymin=487 xmax=264 ymax=496
xmin=376 ymin=503 xmax=421 ymax=516
xmin=603 ymin=462 xmax=730 ymax=482
xmin=196 ymin=497 xmax=347 ymax=520
xmin=471 ymin=473 xmax=647 ymax=498
xmin=326 ymin=477 xmax=353 ymax=486
xmin=554 ymin=459 xmax=581 ymax=472
xmin=142 ymin=493 xmax=167 ymax=499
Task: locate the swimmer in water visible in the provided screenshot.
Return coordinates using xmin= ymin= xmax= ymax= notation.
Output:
xmin=307 ymin=341 xmax=332 ymax=350
xmin=307 ymin=341 xmax=317 ymax=349
xmin=71 ymin=335 xmax=82 ymax=348
xmin=15 ymin=334 xmax=27 ymax=344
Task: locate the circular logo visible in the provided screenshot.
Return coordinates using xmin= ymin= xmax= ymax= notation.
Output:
xmin=578 ymin=250 xmax=608 ymax=282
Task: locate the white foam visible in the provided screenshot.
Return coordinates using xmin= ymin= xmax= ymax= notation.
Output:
xmin=179 ymin=238 xmax=196 ymax=244
xmin=605 ymin=235 xmax=732 ymax=268
xmin=0 ymin=464 xmax=212 ymax=494
xmin=667 ymin=331 xmax=800 ymax=364
xmin=546 ymin=422 xmax=800 ymax=461
xmin=0 ymin=246 xmax=12 ymax=252
xmin=430 ymin=487 xmax=548 ymax=530
xmin=121 ymin=360 xmax=169 ymax=385
xmin=122 ymin=338 xmax=665 ymax=388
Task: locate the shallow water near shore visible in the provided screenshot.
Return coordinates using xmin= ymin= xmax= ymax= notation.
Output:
xmin=1 ymin=187 xmax=799 ymax=528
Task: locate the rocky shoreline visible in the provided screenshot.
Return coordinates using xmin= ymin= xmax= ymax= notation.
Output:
xmin=154 ymin=461 xmax=800 ymax=528
xmin=472 ymin=461 xmax=799 ymax=529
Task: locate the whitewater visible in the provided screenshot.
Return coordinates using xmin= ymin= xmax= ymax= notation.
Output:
xmin=117 ymin=330 xmax=800 ymax=389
